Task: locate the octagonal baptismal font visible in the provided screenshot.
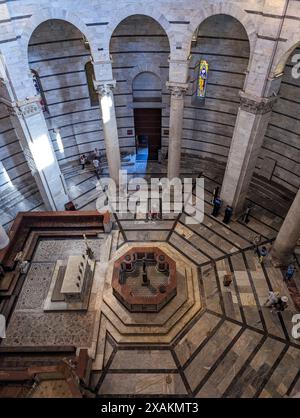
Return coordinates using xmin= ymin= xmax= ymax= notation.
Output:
xmin=112 ymin=247 xmax=177 ymax=312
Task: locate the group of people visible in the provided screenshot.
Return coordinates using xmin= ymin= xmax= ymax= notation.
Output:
xmin=146 ymin=211 xmax=162 ymax=221
xmin=265 ymin=291 xmax=289 ymax=313
xmin=211 ymin=187 xmax=233 ymax=224
xmin=79 ymin=148 xmax=102 ymax=179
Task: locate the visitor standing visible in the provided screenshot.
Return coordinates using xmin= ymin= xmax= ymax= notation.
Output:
xmin=285 ymin=264 xmax=296 ymax=282
xmin=242 ymin=205 xmax=252 ymax=224
xmin=223 ymin=205 xmax=233 ymax=224
xmin=80 ymin=154 xmax=87 ymax=170
xmin=253 ymin=234 xmax=262 ymax=256
xmin=212 ymin=197 xmax=222 ymax=217
xmin=94 ymin=148 xmax=100 ymax=159
xmin=273 ymin=296 xmax=288 ymax=313
xmin=264 ymin=291 xmax=280 ymax=307
xmin=93 ymin=158 xmax=100 ymax=179
xmin=257 ymin=246 xmax=268 ymax=264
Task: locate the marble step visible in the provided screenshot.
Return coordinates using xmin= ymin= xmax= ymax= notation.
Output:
xmin=249 ymin=179 xmax=291 ymax=209
xmin=61 ymin=158 xmax=134 ymax=181
xmin=120 ymin=220 xmax=175 ymax=230
xmin=0 ymin=181 xmax=36 ymax=204
xmin=101 ymin=266 xmax=199 ymax=338
xmin=105 ymin=291 xmax=202 ymax=344
xmin=102 ymin=264 xmax=193 ymax=329
xmin=124 ymin=230 xmax=170 ymax=242
xmin=169 ymin=232 xmax=210 ymax=265
xmin=0 ymin=183 xmax=39 ymax=210
xmin=252 ymin=176 xmax=294 ymax=200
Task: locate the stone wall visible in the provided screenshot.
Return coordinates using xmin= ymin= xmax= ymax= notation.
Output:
xmin=0 ymin=103 xmax=40 ymax=227
xmin=0 ymin=0 xmax=299 ymax=224
xmin=255 ymin=48 xmax=300 ymax=194
xmin=28 ymin=19 xmax=103 ymax=167
xmin=182 ymin=14 xmax=250 ymax=164
xmin=110 ymin=15 xmax=170 ymax=155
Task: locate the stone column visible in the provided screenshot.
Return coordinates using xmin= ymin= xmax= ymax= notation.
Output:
xmin=220 ymin=92 xmax=276 ymax=215
xmin=95 ymin=80 xmax=121 ymax=186
xmin=167 ymin=83 xmax=188 ymax=180
xmin=8 ymin=98 xmax=69 ymax=211
xmin=271 ymin=188 xmax=300 ymax=265
xmin=0 ymin=225 xmax=9 ymax=249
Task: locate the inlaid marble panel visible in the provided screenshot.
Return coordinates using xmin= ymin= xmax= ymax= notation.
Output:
xmin=32 ymin=238 xmax=102 ymax=262
xmin=3 ymin=311 xmax=96 ymax=347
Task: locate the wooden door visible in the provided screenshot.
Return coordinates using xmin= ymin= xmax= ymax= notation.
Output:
xmin=134 ymin=108 xmax=162 ymax=160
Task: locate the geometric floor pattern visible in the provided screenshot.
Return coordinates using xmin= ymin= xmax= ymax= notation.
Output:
xmin=2 ymin=158 xmax=300 ymax=397
xmin=93 ymin=247 xmax=300 ymax=398
xmin=98 ymin=242 xmax=202 ymax=347
xmin=90 ymin=166 xmax=300 ymax=398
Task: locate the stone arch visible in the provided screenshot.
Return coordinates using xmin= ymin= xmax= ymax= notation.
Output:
xmin=186 ymin=2 xmax=257 ymax=58
xmin=128 ymin=64 xmax=162 ymax=87
xmin=273 ymin=41 xmax=300 ymax=77
xmin=105 ymin=6 xmax=173 ymax=53
xmin=20 ymin=7 xmax=97 ymax=70
xmin=132 ymin=71 xmax=162 ymax=103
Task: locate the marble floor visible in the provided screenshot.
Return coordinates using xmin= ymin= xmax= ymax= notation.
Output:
xmin=1 ymin=154 xmax=293 ymax=232
xmin=2 ymin=237 xmax=104 ymax=348
xmin=92 ymin=244 xmax=300 ymax=398
xmin=1 ymin=155 xmax=300 ymax=398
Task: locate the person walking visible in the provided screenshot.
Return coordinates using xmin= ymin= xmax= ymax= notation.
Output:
xmin=258 ymin=246 xmax=268 ymax=264
xmin=264 ymin=291 xmax=280 ymax=307
xmin=93 ymin=158 xmax=100 ymax=179
xmin=94 ymin=148 xmax=100 ymax=159
xmin=285 ymin=264 xmax=296 ymax=282
xmin=273 ymin=296 xmax=288 ymax=313
xmin=223 ymin=205 xmax=233 ymax=224
xmin=253 ymin=234 xmax=262 ymax=256
xmin=80 ymin=154 xmax=87 ymax=170
xmin=242 ymin=205 xmax=252 ymax=224
xmin=212 ymin=197 xmax=222 ymax=217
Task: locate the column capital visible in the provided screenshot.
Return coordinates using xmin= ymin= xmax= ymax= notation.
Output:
xmin=166 ymin=82 xmax=189 ymax=98
xmin=94 ymin=80 xmax=116 ymax=97
xmin=168 ymin=58 xmax=191 ymax=65
xmin=239 ymin=91 xmax=277 ymax=115
xmin=6 ymin=96 xmax=42 ymax=118
xmin=92 ymin=59 xmax=113 ymax=66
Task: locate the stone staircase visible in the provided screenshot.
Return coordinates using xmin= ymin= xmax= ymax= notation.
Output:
xmin=97 ymin=242 xmax=202 ymax=345
xmin=0 ymin=182 xmax=39 ymax=212
xmin=249 ymin=176 xmax=294 ymax=216
xmin=60 ymin=155 xmax=135 ymax=182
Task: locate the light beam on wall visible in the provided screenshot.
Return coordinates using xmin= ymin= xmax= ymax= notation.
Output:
xmin=101 ymin=94 xmax=112 ymax=124
xmin=0 ymin=161 xmax=13 ymax=187
xmin=30 ymin=134 xmax=54 ymax=170
xmin=55 ymin=129 xmax=64 ymax=153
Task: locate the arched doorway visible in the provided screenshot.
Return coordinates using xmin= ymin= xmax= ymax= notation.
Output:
xmin=109 ymin=14 xmax=170 ymax=165
xmin=133 ymin=72 xmax=162 ymax=160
